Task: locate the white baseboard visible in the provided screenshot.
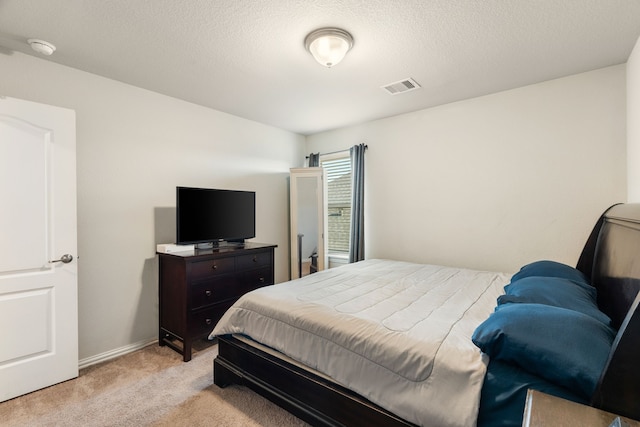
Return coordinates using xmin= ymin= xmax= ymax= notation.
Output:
xmin=78 ymin=338 xmax=158 ymax=370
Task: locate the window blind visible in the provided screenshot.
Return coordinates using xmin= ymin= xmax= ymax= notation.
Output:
xmin=322 ymin=157 xmax=351 ymax=182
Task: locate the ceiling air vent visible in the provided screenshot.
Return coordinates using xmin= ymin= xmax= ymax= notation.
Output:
xmin=381 ymin=78 xmax=421 ymax=95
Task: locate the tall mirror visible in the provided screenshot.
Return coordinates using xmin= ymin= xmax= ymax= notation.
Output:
xmin=290 ymin=167 xmax=327 ymax=279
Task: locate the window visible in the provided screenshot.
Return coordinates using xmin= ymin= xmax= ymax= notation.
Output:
xmin=320 ymin=155 xmax=352 ymax=254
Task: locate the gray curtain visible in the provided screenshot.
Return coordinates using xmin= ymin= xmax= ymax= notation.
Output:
xmin=349 ymin=144 xmax=366 ymax=263
xmin=308 ymin=152 xmax=320 ymax=167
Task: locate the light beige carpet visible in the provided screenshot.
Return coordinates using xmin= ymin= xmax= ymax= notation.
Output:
xmin=0 ymin=342 xmax=309 ymax=427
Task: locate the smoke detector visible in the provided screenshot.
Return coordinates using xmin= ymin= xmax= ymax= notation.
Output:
xmin=381 ymin=78 xmax=421 ymax=95
xmin=28 ymin=39 xmax=56 ymax=56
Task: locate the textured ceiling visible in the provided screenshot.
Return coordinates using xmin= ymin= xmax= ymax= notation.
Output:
xmin=1 ymin=1 xmax=640 ymax=135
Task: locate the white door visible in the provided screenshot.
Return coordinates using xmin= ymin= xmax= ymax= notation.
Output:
xmin=0 ymin=97 xmax=78 ymax=402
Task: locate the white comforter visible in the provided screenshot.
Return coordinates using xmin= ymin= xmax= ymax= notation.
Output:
xmin=211 ymin=259 xmax=509 ymax=427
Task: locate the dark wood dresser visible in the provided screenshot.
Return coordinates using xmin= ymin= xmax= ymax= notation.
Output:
xmin=158 ymin=242 xmax=276 ymax=361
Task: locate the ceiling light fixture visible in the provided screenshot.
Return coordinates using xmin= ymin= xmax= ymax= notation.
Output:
xmin=28 ymin=39 xmax=56 ymax=56
xmin=304 ymin=28 xmax=353 ymax=68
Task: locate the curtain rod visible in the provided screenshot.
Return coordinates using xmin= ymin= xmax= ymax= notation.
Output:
xmin=305 ymin=144 xmax=368 ymax=159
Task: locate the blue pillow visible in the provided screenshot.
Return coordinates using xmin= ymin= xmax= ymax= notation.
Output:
xmin=472 ymin=303 xmax=615 ymax=399
xmin=511 ymin=260 xmax=589 ymax=286
xmin=498 ymin=277 xmax=610 ymax=325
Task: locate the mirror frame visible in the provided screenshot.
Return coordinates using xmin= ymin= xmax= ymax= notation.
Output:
xmin=290 ymin=167 xmax=327 ymax=279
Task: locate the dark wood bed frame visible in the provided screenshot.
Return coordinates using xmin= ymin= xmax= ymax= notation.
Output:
xmin=214 ymin=203 xmax=640 ymax=426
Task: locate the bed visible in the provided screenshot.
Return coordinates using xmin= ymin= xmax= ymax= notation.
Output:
xmin=210 ymin=203 xmax=640 ymax=426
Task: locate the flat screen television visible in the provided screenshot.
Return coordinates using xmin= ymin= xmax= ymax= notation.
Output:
xmin=176 ymin=186 xmax=255 ymax=246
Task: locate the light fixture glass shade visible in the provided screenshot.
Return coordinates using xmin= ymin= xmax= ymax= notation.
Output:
xmin=305 ymin=28 xmax=353 ymax=68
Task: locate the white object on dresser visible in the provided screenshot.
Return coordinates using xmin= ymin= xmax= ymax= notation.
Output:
xmin=156 ymin=243 xmax=195 ymax=253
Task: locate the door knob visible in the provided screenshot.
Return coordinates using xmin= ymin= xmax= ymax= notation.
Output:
xmin=50 ymin=254 xmax=73 ymax=264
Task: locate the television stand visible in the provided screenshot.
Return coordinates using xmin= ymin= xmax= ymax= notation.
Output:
xmin=195 ymin=242 xmax=214 ymax=250
xmin=194 ymin=240 xmax=245 ymax=250
xmin=157 ymin=242 xmax=276 ymax=361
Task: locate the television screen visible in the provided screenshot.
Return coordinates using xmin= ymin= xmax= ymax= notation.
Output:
xmin=176 ymin=187 xmax=255 ymax=245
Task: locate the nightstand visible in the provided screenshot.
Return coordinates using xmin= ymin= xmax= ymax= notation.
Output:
xmin=523 ymin=390 xmax=640 ymax=427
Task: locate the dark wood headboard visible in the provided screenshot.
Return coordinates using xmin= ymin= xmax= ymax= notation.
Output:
xmin=589 ymin=204 xmax=640 ymax=328
xmin=580 ymin=203 xmax=640 ymax=420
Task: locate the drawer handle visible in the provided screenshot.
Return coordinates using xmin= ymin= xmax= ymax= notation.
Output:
xmin=211 ymin=264 xmax=217 ymax=270
xmin=205 ymin=318 xmax=212 ymax=325
xmin=252 ymin=256 xmax=257 ymax=262
xmin=259 ymin=277 xmax=265 ymax=283
xmin=205 ymin=290 xmax=212 ymax=297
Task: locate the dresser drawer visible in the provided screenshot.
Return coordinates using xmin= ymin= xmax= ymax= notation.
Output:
xmin=236 ymin=251 xmax=272 ymax=270
xmin=189 ymin=302 xmax=234 ymax=338
xmin=239 ymin=266 xmax=273 ymax=290
xmin=189 ymin=256 xmax=235 ymax=280
xmin=190 ymin=276 xmax=238 ymax=310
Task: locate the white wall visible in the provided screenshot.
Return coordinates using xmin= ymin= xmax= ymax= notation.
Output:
xmin=0 ymin=52 xmax=305 ymax=360
xmin=307 ymin=66 xmax=627 ymax=273
xmin=628 ymin=36 xmax=640 ymax=202
xmin=0 ymin=50 xmax=628 ymax=361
